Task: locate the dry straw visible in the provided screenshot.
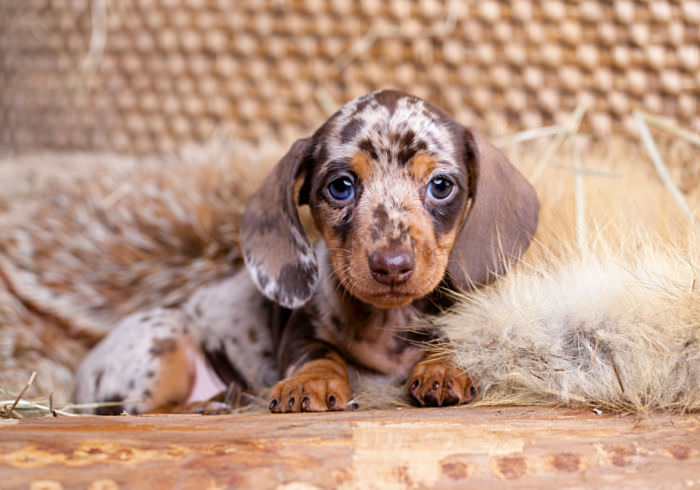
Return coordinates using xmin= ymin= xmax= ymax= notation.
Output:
xmin=1 ymin=373 xmax=138 ymax=418
xmin=634 ymin=110 xmax=700 ymax=235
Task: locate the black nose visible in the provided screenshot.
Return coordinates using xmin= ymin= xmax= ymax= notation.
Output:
xmin=368 ymin=249 xmax=415 ymax=285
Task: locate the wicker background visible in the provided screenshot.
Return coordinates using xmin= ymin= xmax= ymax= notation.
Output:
xmin=1 ymin=0 xmax=699 ymax=155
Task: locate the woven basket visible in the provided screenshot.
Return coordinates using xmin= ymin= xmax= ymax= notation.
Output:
xmin=1 ymin=0 xmax=698 ymax=155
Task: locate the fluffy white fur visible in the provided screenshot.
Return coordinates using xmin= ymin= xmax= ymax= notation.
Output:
xmin=438 ymin=242 xmax=698 ymax=413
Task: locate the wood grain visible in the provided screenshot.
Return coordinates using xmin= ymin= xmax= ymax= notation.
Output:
xmin=1 ymin=407 xmax=699 ymax=489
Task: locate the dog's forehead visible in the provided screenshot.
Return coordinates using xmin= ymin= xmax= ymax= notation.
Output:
xmin=316 ymin=91 xmax=458 ymax=168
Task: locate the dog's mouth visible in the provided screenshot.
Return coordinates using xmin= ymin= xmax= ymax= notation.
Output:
xmin=339 ymin=266 xmax=447 ymax=308
xmin=363 ymin=293 xmax=416 ymax=308
xmin=351 ymin=287 xmax=426 ymax=308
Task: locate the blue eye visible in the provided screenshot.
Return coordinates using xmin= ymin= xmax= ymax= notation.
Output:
xmin=328 ymin=176 xmax=355 ymax=201
xmin=427 ymin=176 xmax=454 ymax=200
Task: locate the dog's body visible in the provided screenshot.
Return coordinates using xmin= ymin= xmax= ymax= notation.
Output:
xmin=76 ymin=90 xmax=539 ymax=413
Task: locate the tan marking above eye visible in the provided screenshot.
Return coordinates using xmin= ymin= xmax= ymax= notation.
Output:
xmin=409 ymin=153 xmax=438 ymax=183
xmin=350 ymin=152 xmax=372 ymax=181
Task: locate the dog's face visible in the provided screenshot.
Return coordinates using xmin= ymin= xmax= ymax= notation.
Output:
xmin=304 ymin=92 xmax=471 ymax=307
xmin=242 ymin=90 xmax=539 ymax=309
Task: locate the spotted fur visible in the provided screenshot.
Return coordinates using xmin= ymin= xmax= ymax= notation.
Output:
xmin=76 ymin=268 xmax=277 ymax=413
xmin=76 ymin=90 xmax=539 ymax=413
xmin=243 ymin=89 xmax=539 ymax=412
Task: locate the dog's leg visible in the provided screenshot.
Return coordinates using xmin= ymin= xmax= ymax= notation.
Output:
xmin=268 ymin=310 xmax=354 ymax=413
xmin=407 ymin=351 xmax=478 ymax=407
xmin=75 ymin=307 xmax=223 ymax=414
xmin=76 ymin=268 xmax=277 ymax=414
xmin=184 ymin=268 xmax=278 ymax=379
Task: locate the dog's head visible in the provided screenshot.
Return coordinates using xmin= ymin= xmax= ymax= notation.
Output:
xmin=242 ymin=90 xmax=539 ymax=309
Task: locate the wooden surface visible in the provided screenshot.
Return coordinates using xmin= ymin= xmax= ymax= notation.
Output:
xmin=1 ymin=407 xmax=699 ymax=489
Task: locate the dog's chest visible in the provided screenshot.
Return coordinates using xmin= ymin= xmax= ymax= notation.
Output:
xmin=318 ymin=306 xmax=425 ymax=377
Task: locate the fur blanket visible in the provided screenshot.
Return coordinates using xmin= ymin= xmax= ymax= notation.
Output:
xmin=1 ymin=135 xmax=698 ymax=412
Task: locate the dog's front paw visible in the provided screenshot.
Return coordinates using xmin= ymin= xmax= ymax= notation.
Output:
xmin=408 ymin=356 xmax=478 ymax=407
xmin=269 ymin=359 xmax=355 ymax=413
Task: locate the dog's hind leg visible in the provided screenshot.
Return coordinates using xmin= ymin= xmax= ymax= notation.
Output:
xmin=75 ymin=267 xmax=278 ymax=414
xmin=75 ymin=306 xmax=212 ymax=414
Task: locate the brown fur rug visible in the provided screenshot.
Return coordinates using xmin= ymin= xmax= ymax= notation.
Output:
xmin=0 ymin=138 xmax=282 ymax=403
xmin=1 ymin=134 xmax=698 ymax=412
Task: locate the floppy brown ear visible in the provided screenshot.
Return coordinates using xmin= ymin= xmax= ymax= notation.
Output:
xmin=446 ymin=127 xmax=539 ymax=289
xmin=241 ymin=138 xmax=318 ymax=308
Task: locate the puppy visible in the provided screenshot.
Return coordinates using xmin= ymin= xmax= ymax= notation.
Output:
xmin=75 ymin=90 xmax=539 ymax=413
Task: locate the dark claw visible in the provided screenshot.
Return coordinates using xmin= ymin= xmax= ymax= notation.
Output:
xmin=349 ymin=401 xmax=359 ymax=410
xmin=408 ymin=379 xmax=423 ymax=405
xmin=470 ymin=386 xmax=477 ymax=397
xmin=423 ymin=391 xmax=440 ymax=406
xmin=301 ymin=396 xmax=310 ymax=411
xmin=443 ymin=388 xmax=460 ymax=406
xmin=287 ymin=397 xmax=295 ymax=409
xmin=269 ymin=399 xmax=278 ymax=411
xmin=423 ymin=380 xmax=442 ymax=406
xmin=327 ymin=394 xmax=336 ymax=408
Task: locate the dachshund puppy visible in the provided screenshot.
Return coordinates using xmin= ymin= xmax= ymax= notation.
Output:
xmin=75 ymin=90 xmax=539 ymax=413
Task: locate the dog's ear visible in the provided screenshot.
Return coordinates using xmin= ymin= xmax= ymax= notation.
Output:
xmin=447 ymin=127 xmax=539 ymax=289
xmin=241 ymin=138 xmax=318 ymax=308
